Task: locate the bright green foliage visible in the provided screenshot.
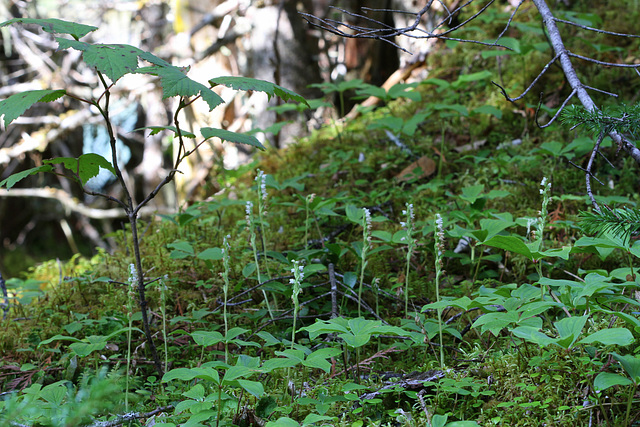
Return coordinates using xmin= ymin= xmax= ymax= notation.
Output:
xmin=0 ymin=165 xmax=54 ymax=189
xmin=57 ymin=39 xmax=161 ymax=82
xmin=136 ymin=65 xmax=224 ymax=110
xmin=45 ymin=153 xmax=116 ymax=186
xmin=201 ymin=127 xmax=265 ymax=150
xmin=301 ymin=317 xmax=406 ymax=348
xmin=210 ymin=76 xmax=310 ymax=107
xmin=0 ymin=89 xmax=66 ymax=127
xmin=0 ymin=18 xmax=97 ymax=40
xmin=4 ymin=5 xmax=640 ymax=426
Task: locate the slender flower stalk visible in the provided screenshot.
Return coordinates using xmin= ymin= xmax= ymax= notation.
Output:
xmin=125 ymin=263 xmax=137 ymax=411
xmin=289 ymin=260 xmax=304 ymax=350
xmin=221 ymin=235 xmax=231 ymax=363
xmin=434 ymin=214 xmax=445 ymax=369
xmin=400 ymin=203 xmax=416 ymax=318
xmin=358 ymin=208 xmax=372 ymax=317
xmin=158 ymin=274 xmax=169 ymax=373
xmin=535 ymin=177 xmax=552 ymax=299
xmin=304 ymin=193 xmax=315 ymax=250
xmin=288 ymin=259 xmax=304 ymax=403
xmin=246 ymin=200 xmax=274 ymax=319
xmin=256 ymin=170 xmax=273 ymax=279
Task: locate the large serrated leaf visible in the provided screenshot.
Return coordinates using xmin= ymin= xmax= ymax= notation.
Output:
xmin=55 ymin=39 xmax=172 ymax=82
xmin=201 ymin=127 xmax=265 ymax=150
xmin=0 ymin=89 xmax=66 ymax=127
xmin=209 ymin=76 xmax=309 ymax=107
xmin=1 ymin=18 xmax=97 ymax=40
xmin=136 ymin=65 xmax=224 ymax=111
xmin=0 ymin=165 xmax=54 ymax=189
xmin=44 ymin=153 xmax=115 ymax=186
xmin=56 ymin=39 xmax=143 ymax=82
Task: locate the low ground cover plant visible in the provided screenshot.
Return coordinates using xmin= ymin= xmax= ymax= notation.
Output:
xmin=1 ymin=8 xmax=640 ymax=427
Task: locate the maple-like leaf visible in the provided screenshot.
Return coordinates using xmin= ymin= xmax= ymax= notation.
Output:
xmin=209 ymin=76 xmax=309 ymax=107
xmin=201 ymin=128 xmax=265 ymax=150
xmin=136 ymin=65 xmax=224 ymax=111
xmin=44 ymin=153 xmax=115 ymax=186
xmin=0 ymin=89 xmax=66 ymax=127
xmin=0 ymin=165 xmax=54 ymax=189
xmin=0 ymin=18 xmax=97 ymax=40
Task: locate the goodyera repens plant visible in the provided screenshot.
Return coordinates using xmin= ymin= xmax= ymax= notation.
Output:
xmin=358 ymin=208 xmax=372 ymax=317
xmin=0 ymin=18 xmax=308 ymax=376
xmin=401 ymin=202 xmax=416 ymax=318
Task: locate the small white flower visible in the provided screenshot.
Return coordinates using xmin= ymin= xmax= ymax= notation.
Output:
xmin=256 ymin=169 xmax=268 ymax=201
xmin=363 ymin=208 xmax=371 ymax=228
xmin=129 ymin=264 xmax=138 ymax=285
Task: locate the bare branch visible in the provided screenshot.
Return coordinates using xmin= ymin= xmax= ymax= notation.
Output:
xmin=0 ymin=187 xmax=175 ymax=219
xmin=492 ymin=53 xmax=561 ymax=102
xmin=554 ymin=18 xmax=640 ymax=38
xmin=535 ymin=88 xmax=576 ymax=128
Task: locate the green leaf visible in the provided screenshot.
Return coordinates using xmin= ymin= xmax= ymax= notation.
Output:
xmin=304 ymin=348 xmax=342 ymax=373
xmin=554 ymin=315 xmax=588 ymax=349
xmin=452 ymin=70 xmax=493 ymax=88
xmin=57 ymin=39 xmax=144 ymax=82
xmin=433 ymin=103 xmax=469 ymax=117
xmin=162 ymin=367 xmax=221 ymax=384
xmin=197 ymin=247 xmax=224 ymax=261
xmin=593 ymin=372 xmax=633 ymax=391
xmin=511 ymin=326 xmax=558 ymax=347
xmin=577 ymin=328 xmax=634 ymax=347
xmin=237 ymin=379 xmax=264 ymax=398
xmin=265 ymin=417 xmax=300 ymax=427
xmin=201 ymin=127 xmax=265 ymax=150
xmin=483 ymin=235 xmax=533 ymax=260
xmin=168 ymin=240 xmax=195 ymax=255
xmin=431 ymin=414 xmax=448 ymax=427
xmin=612 ymin=353 xmax=640 ymax=383
xmin=459 ymin=185 xmax=484 ymax=204
xmin=44 ymin=153 xmax=116 ymax=186
xmin=0 ymin=165 xmax=54 ymax=189
xmin=471 ymin=105 xmax=502 ymax=119
xmin=472 ymin=311 xmax=519 ymax=336
xmin=69 ymin=336 xmax=108 ymax=357
xmin=136 ymin=65 xmax=224 ymax=111
xmin=302 ymin=414 xmax=336 ymax=426
xmin=183 ymin=383 xmax=205 ymax=400
xmin=191 ymin=330 xmax=224 ymax=347
xmin=209 ymin=76 xmax=309 ymax=107
xmin=1 ymin=18 xmax=97 ymax=40
xmin=0 ymin=89 xmax=66 ymax=127
xmin=38 ymin=334 xmax=83 ymax=347
xmin=345 ymin=204 xmax=364 ymax=224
